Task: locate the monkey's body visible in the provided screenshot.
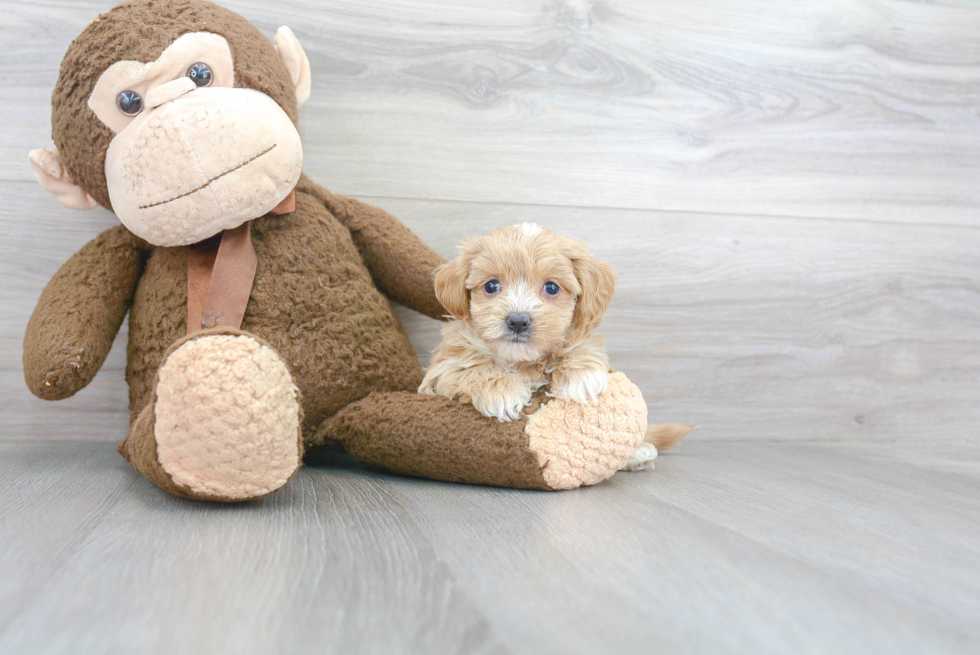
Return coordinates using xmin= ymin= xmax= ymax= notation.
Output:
xmin=23 ymin=0 xmax=655 ymax=502
xmin=125 ymin=178 xmax=429 ymax=433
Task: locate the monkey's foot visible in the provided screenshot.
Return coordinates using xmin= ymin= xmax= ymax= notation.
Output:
xmin=524 ymin=372 xmax=648 ymax=489
xmin=315 ymin=372 xmax=647 ymax=490
xmin=119 ymin=330 xmax=302 ymax=501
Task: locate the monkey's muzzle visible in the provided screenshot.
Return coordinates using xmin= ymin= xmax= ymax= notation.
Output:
xmin=105 ymin=87 xmax=303 ymax=247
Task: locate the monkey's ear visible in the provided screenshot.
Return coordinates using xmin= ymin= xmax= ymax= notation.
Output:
xmin=433 ymin=256 xmax=471 ymax=320
xmin=275 ymin=27 xmax=312 ymax=109
xmin=28 ymin=148 xmax=98 ymax=210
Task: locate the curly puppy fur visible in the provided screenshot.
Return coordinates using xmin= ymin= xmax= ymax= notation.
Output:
xmin=419 ymin=223 xmax=616 ymax=421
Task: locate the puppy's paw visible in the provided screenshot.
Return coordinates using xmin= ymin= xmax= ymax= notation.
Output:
xmin=620 ymin=444 xmax=658 ymax=472
xmin=471 ymin=374 xmax=533 ymax=422
xmin=550 ymin=367 xmax=610 ymax=404
xmin=417 ymin=375 xmax=436 ymax=395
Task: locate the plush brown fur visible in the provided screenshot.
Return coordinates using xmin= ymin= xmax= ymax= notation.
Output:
xmin=25 ymin=0 xmax=656 ymax=500
xmin=26 ymin=174 xmax=443 ymax=437
xmin=23 ymin=225 xmax=146 ymax=400
xmin=52 ymin=0 xmax=298 ymax=210
xmin=314 ymin=390 xmax=552 ymax=490
xmin=118 ymin=325 xmax=305 ymax=502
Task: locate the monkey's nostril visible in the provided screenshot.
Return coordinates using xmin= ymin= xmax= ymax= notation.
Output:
xmin=506 ymin=312 xmax=532 ymax=334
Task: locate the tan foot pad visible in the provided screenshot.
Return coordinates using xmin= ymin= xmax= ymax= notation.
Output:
xmin=526 ymin=372 xmax=648 ymax=490
xmin=155 ymin=334 xmax=302 ymax=500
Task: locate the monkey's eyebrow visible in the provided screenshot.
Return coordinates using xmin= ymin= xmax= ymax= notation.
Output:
xmin=139 ymin=144 xmax=277 ymax=209
xmin=88 ymin=32 xmax=235 ymax=133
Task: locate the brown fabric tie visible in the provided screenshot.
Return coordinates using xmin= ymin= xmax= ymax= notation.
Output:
xmin=186 ymin=190 xmax=295 ymax=334
xmin=186 ymin=222 xmax=257 ymax=333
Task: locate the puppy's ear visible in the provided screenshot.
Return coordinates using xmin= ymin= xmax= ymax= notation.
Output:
xmin=433 ymin=255 xmax=471 ymax=320
xmin=571 ymin=253 xmax=616 ymax=337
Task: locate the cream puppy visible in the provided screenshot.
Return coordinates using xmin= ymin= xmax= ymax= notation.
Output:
xmin=419 ymin=223 xmax=616 ymax=422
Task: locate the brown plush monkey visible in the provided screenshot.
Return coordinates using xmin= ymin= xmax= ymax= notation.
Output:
xmin=25 ymin=0 xmax=652 ymax=502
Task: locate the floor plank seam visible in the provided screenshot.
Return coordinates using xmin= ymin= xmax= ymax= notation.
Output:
xmin=3 ymin=178 xmax=978 ymax=231
xmin=348 ymin=193 xmax=980 ymax=231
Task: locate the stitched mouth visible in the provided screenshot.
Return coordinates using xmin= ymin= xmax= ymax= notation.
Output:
xmin=139 ymin=144 xmax=277 ymax=209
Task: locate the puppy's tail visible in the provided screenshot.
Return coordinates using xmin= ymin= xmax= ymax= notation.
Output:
xmin=645 ymin=423 xmax=695 ymax=452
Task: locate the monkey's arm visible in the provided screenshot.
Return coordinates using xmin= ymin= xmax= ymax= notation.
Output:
xmin=297 ymin=175 xmax=446 ymax=320
xmin=24 ymin=225 xmax=147 ymax=400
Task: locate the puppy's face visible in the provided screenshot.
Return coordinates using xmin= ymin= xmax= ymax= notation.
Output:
xmin=435 ymin=223 xmax=615 ymax=363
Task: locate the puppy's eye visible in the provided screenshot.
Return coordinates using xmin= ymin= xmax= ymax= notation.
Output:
xmin=543 ymin=281 xmax=560 ymax=296
xmin=484 ymin=280 xmax=501 ymax=294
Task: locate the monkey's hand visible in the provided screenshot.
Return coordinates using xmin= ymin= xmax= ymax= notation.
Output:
xmin=24 ymin=225 xmax=145 ymax=400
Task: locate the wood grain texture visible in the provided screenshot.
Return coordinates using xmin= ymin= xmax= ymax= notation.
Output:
xmin=0 ymin=443 xmax=511 ymax=655
xmin=3 ymin=185 xmax=979 ymax=442
xmin=377 ymin=197 xmax=980 ymax=443
xmin=0 ymin=0 xmax=978 ymax=223
xmin=2 ymin=0 xmax=978 ymax=443
xmin=1 ymin=440 xmax=978 ymax=654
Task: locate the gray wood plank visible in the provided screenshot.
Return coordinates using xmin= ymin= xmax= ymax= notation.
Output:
xmin=0 ymin=443 xmax=511 ymax=655
xmin=1 ymin=440 xmax=978 ymax=654
xmin=377 ymin=197 xmax=980 ymax=443
xmin=0 ymin=442 xmax=138 ymax=626
xmin=381 ymin=440 xmax=980 ymax=655
xmin=4 ymin=184 xmax=980 ymax=442
xmin=639 ymin=440 xmax=980 ymax=624
xmin=1 ymin=0 xmax=978 ymax=223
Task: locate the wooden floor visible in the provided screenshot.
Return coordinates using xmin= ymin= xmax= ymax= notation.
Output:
xmin=1 ymin=440 xmax=978 ymax=655
xmin=2 ymin=0 xmax=979 ymax=653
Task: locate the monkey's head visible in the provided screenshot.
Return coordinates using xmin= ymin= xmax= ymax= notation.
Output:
xmin=29 ymin=0 xmax=312 ymax=247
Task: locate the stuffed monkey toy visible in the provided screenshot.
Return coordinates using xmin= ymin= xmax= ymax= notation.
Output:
xmin=24 ymin=0 xmax=653 ymax=502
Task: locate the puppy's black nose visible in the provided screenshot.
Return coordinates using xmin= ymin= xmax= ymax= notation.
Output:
xmin=506 ymin=312 xmax=532 ymax=334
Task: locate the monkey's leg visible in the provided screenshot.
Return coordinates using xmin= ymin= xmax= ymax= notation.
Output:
xmin=310 ymin=372 xmax=647 ymax=490
xmin=117 ymin=328 xmax=303 ymax=502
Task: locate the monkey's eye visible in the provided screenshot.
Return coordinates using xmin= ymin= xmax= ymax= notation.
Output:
xmin=186 ymin=62 xmax=213 ymax=87
xmin=543 ymin=281 xmax=561 ymax=296
xmin=483 ymin=280 xmax=501 ymax=295
xmin=116 ymin=90 xmax=144 ymax=117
